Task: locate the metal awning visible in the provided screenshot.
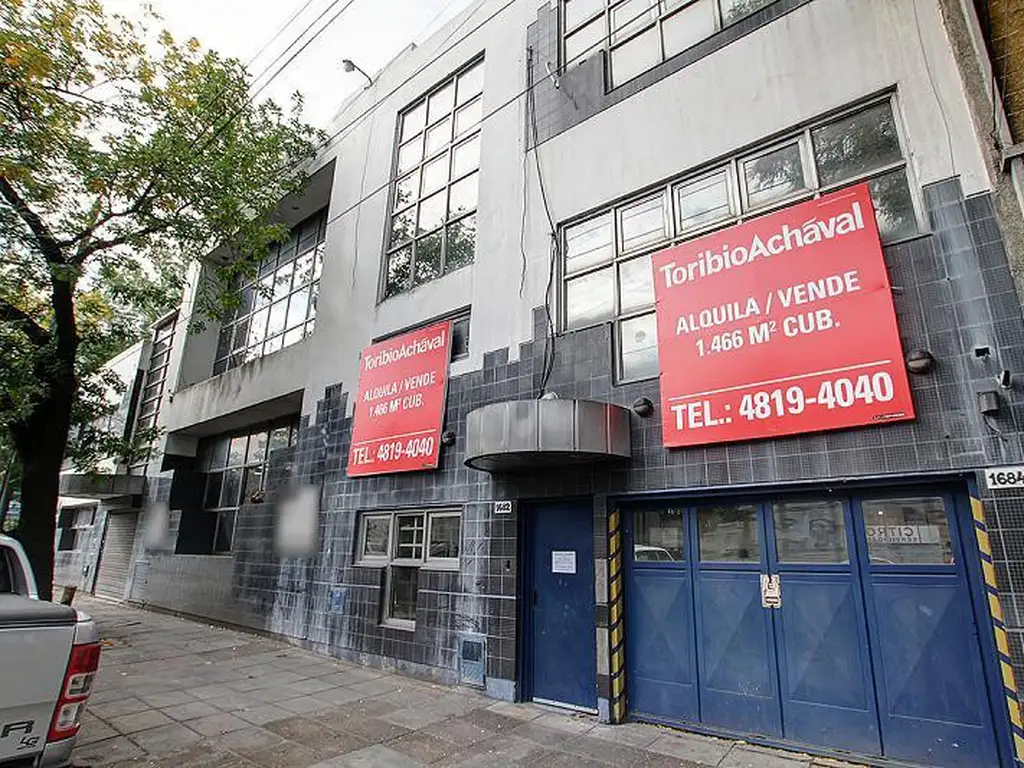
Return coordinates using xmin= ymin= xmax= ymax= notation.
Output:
xmin=464 ymin=398 xmax=632 ymax=472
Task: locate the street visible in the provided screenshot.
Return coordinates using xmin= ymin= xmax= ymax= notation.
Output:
xmin=72 ymin=597 xmax=860 ymax=768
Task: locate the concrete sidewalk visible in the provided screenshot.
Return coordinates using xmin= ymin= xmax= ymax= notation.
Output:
xmin=72 ymin=597 xmax=862 ymax=768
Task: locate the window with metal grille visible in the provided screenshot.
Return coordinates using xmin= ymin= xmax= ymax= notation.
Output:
xmin=382 ymin=58 xmax=483 ymax=300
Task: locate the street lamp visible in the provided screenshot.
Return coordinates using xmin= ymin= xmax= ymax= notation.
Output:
xmin=342 ymin=59 xmax=372 ymax=87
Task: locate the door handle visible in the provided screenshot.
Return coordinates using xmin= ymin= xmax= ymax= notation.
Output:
xmin=760 ymin=573 xmax=781 ymax=609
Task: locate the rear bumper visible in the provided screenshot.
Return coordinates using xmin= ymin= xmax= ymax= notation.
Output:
xmin=38 ymin=737 xmax=74 ymax=767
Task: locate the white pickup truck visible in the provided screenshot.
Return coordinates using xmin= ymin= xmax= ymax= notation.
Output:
xmin=0 ymin=534 xmax=100 ymax=767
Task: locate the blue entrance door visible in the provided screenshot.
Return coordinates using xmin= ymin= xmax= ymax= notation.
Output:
xmin=853 ymin=493 xmax=1000 ymax=768
xmin=528 ymin=502 xmax=596 ymax=710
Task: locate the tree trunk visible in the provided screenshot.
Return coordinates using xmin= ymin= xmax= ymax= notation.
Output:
xmin=10 ymin=380 xmax=75 ymax=603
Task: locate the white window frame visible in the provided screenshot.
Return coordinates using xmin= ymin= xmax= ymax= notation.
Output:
xmin=355 ymin=509 xmax=463 ymax=629
xmin=559 ymin=94 xmax=925 ymax=384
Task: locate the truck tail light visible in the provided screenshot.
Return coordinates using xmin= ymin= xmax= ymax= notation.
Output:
xmin=48 ymin=641 xmax=101 ymax=742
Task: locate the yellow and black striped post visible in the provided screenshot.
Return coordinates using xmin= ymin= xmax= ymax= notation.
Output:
xmin=971 ymin=495 xmax=1024 ymax=762
xmin=608 ymin=508 xmax=626 ymax=723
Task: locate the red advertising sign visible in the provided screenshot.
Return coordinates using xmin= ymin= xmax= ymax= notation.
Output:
xmin=653 ymin=183 xmax=914 ymax=448
xmin=347 ymin=321 xmax=452 ymax=476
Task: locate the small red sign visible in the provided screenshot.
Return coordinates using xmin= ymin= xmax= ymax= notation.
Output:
xmin=347 ymin=321 xmax=452 ymax=476
xmin=652 ymin=183 xmax=914 ymax=448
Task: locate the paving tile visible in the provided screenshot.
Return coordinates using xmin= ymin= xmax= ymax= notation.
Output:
xmin=381 ymin=705 xmax=451 ymax=730
xmin=162 ymin=700 xmax=222 ymax=721
xmin=532 ymin=711 xmax=595 ymax=735
xmin=506 ymin=721 xmax=569 ymax=747
xmin=387 ymin=731 xmax=458 ymax=764
xmin=455 ymin=708 xmax=523 ymax=734
xmin=317 ymin=744 xmax=423 ymax=767
xmin=561 ymin=734 xmax=655 ymax=766
xmin=72 ymin=735 xmax=146 ymax=765
xmin=76 ymin=716 xmax=120 ymax=746
xmin=139 ymin=690 xmax=199 ymax=709
xmin=421 ymin=717 xmax=495 ymax=747
xmin=587 ymin=722 xmax=659 ymax=749
xmin=107 ymin=708 xmax=175 ymax=734
xmin=435 ymin=734 xmax=538 ymax=768
xmin=313 ymin=686 xmax=366 ymax=707
xmin=234 ymin=704 xmax=295 ymax=726
xmin=129 ymin=722 xmax=203 ymax=755
xmin=243 ymin=740 xmax=323 ymax=768
xmin=278 ymin=695 xmax=335 ymax=715
xmin=483 ymin=701 xmax=542 ymax=722
xmin=647 ymin=732 xmax=734 ymax=766
xmin=323 ymin=715 xmax=412 ymax=744
xmin=208 ymin=725 xmax=287 ymax=755
xmin=519 ymin=749 xmax=605 ymax=767
xmin=282 ymin=678 xmax=337 ymax=695
xmin=185 ymin=711 xmax=252 ymax=736
xmin=719 ymin=745 xmax=812 ymax=768
xmin=349 ymin=677 xmax=403 ymax=697
xmin=89 ymin=696 xmax=153 ymax=719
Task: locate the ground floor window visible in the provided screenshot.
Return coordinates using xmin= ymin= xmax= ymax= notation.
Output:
xmin=357 ymin=508 xmax=462 ymax=628
xmin=57 ymin=505 xmax=95 ymax=551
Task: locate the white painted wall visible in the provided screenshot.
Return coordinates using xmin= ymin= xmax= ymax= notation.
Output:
xmin=166 ymin=0 xmax=990 ymax=431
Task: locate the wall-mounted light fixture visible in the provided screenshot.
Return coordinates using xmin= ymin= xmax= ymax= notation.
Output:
xmin=441 ymin=430 xmax=457 ymax=447
xmin=342 ymin=58 xmax=373 ymax=87
xmin=905 ymin=349 xmax=935 ymax=375
xmin=632 ymin=397 xmax=654 ymax=418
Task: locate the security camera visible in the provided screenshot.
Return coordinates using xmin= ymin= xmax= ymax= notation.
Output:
xmin=997 ymin=370 xmax=1012 ymax=389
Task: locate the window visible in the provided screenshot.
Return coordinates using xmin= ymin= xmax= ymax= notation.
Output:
xmin=374 ymin=310 xmax=471 ymax=363
xmin=356 ymin=509 xmax=462 ymax=628
xmin=561 ymin=98 xmax=919 ymax=381
xmin=178 ymin=422 xmax=297 ymax=554
xmin=384 ymin=59 xmax=483 ymax=299
xmin=213 ymin=210 xmax=326 ymax=375
xmin=561 ymin=0 xmax=777 ymax=88
xmin=57 ymin=506 xmax=95 ymax=552
xmin=130 ymin=317 xmax=176 ymax=474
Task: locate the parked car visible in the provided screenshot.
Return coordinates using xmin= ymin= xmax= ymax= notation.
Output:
xmin=0 ymin=534 xmax=100 ymax=767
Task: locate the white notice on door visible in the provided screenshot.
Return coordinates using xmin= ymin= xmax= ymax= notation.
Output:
xmin=551 ymin=550 xmax=577 ymax=574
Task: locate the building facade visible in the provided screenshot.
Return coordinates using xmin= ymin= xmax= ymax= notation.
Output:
xmin=59 ymin=0 xmax=1024 ymax=765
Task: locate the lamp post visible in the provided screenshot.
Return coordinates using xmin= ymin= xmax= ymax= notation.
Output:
xmin=342 ymin=59 xmax=373 ymax=87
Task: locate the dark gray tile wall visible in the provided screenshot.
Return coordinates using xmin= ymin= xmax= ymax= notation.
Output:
xmin=132 ymin=178 xmax=1024 ymax=698
xmin=526 ymin=0 xmax=814 ymax=147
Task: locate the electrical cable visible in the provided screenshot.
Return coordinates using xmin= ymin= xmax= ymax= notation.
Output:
xmin=243 ymin=0 xmax=319 ymax=71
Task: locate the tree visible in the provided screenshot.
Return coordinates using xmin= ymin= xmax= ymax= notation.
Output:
xmin=0 ymin=0 xmax=325 ymax=599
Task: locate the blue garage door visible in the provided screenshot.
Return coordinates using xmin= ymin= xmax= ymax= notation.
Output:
xmin=625 ymin=491 xmax=1002 ymax=767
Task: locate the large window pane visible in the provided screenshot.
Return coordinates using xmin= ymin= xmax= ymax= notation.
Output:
xmin=619 ymin=313 xmax=659 ymax=380
xmin=428 ymin=515 xmax=461 ymax=560
xmin=620 ymin=194 xmax=667 ymax=252
xmin=456 ymin=61 xmax=484 ymax=105
xmin=204 ymin=472 xmax=223 ymax=509
xmin=610 ymin=26 xmax=660 ymax=87
xmin=862 ymin=497 xmax=953 ymax=565
xmin=698 ymin=504 xmax=760 ymax=562
xmin=401 ymin=102 xmax=426 ymax=142
xmin=565 ymin=0 xmax=605 ymax=31
xmin=451 ymin=135 xmax=481 ymax=178
xmin=266 ymin=299 xmax=287 ymax=337
xmin=390 ymin=206 xmax=415 ymax=247
xmin=743 ymin=142 xmax=806 ymax=209
xmin=675 ymin=169 xmax=732 ymax=233
xmin=868 ymin=169 xmax=918 ymax=242
xmin=662 ymin=0 xmax=716 ymax=58
xmin=417 ymin=190 xmax=447 ymax=235
xmin=228 ymin=436 xmax=247 ymax=467
xmin=611 ymin=0 xmax=658 ymax=44
xmin=415 ymin=230 xmax=443 ymax=285
xmin=427 ymin=83 xmax=455 ymax=124
xmin=389 ymin=566 xmax=419 ymax=621
xmin=395 ymin=514 xmax=425 ymax=560
xmin=421 ymin=154 xmax=449 ymax=196
xmin=634 ymin=508 xmax=684 ymax=561
xmin=246 ymin=431 xmax=267 ymax=464
xmin=774 ymin=500 xmax=848 ymax=563
xmin=363 ymin=517 xmax=391 ymax=558
xmin=397 ymin=136 xmax=423 ymax=175
xmin=248 ymin=307 xmax=269 ymax=346
xmin=813 ymin=102 xmax=902 ymax=186
xmin=566 ymin=267 xmax=615 ymax=329
xmin=384 ymin=246 xmax=411 ymax=298
xmin=448 ymin=172 xmax=478 ymax=218
xmin=565 ymin=16 xmax=606 ymax=66
xmin=220 ymin=467 xmax=243 ymax=508
xmin=286 ymin=289 xmax=309 ymax=330
xmin=446 ymin=214 xmax=476 ymax=272
xmin=565 ymin=213 xmax=613 ymax=274
xmin=720 ymin=0 xmax=774 ymax=25
xmin=618 ymin=254 xmax=654 ymax=313
xmin=214 ymin=511 xmax=235 ymax=553
xmin=454 ymin=97 xmax=482 ymax=137
xmin=425 ymin=117 xmax=452 ymax=157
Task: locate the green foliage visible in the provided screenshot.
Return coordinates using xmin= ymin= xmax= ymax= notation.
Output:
xmin=0 ymin=0 xmax=325 ymax=472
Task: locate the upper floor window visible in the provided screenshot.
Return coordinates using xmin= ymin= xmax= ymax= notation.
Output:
xmin=213 ymin=210 xmax=326 ymax=375
xmin=562 ymin=98 xmax=920 ymax=382
xmin=383 ymin=59 xmax=484 ymax=300
xmin=563 ymin=0 xmax=776 ymax=88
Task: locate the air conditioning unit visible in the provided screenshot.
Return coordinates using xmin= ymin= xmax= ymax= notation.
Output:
xmin=457 ymin=633 xmax=486 ymax=688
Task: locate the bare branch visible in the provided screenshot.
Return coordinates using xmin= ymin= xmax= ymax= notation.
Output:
xmin=0 ymin=176 xmax=64 ymax=264
xmin=0 ymin=298 xmax=50 ymax=346
xmin=74 ymin=214 xmax=179 ymax=263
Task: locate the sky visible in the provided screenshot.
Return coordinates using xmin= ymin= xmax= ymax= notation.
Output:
xmin=106 ymin=0 xmax=476 ymax=128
